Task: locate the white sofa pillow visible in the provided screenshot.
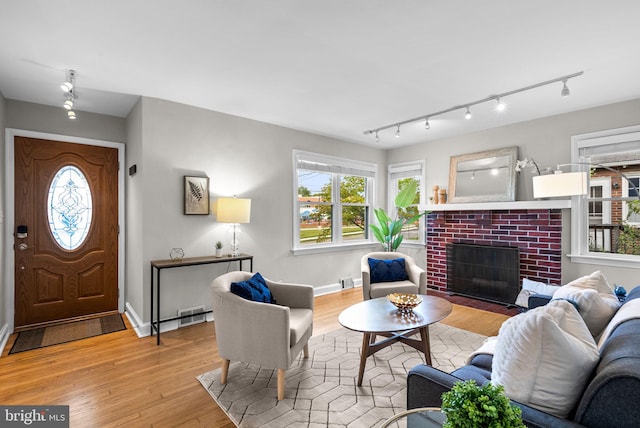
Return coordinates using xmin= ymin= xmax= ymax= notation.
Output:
xmin=554 ymin=271 xmax=620 ymax=338
xmin=523 ymin=278 xmax=561 ymax=296
xmin=492 ymin=300 xmax=599 ymax=418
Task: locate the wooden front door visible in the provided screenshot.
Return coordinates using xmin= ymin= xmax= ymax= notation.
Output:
xmin=14 ymin=136 xmax=119 ymax=331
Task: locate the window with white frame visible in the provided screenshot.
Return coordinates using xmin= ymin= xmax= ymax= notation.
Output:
xmin=572 ymin=126 xmax=640 ymax=261
xmin=388 ymin=161 xmax=425 ymax=245
xmin=293 ymin=151 xmax=375 ymax=250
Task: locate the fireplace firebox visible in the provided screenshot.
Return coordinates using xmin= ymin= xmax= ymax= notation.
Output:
xmin=446 ymin=242 xmax=520 ymax=305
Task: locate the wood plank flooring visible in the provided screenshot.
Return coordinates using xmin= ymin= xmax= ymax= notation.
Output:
xmin=0 ymin=287 xmax=510 ymax=427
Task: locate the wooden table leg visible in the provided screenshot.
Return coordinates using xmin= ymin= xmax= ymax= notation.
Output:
xmin=358 ymin=332 xmax=371 ymax=386
xmin=419 ymin=326 xmax=432 ymax=365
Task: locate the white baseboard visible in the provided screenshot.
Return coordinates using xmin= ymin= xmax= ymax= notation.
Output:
xmin=0 ymin=323 xmax=9 ymax=356
xmin=314 ymin=279 xmax=362 ymax=297
xmin=125 ymin=301 xmax=213 ymax=338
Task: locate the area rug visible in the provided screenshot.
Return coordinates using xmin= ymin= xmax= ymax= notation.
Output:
xmin=9 ymin=314 xmax=126 ymax=354
xmin=197 ymin=323 xmax=487 ymax=427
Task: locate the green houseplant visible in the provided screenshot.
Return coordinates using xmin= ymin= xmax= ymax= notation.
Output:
xmin=370 ymin=180 xmax=427 ymax=251
xmin=441 ymin=380 xmax=525 ymax=428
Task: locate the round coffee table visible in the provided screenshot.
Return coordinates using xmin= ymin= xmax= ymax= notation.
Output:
xmin=338 ymin=295 xmax=452 ymax=386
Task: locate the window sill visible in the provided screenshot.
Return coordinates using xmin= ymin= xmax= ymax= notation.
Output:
xmin=291 ymin=242 xmax=378 ymax=256
xmin=568 ymin=252 xmax=640 ymax=269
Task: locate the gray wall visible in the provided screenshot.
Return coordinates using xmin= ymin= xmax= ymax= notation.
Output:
xmin=388 ymin=98 xmax=640 ymax=287
xmin=129 ymin=97 xmax=387 ymax=323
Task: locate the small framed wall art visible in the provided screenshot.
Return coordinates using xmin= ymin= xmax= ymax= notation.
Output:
xmin=184 ymin=175 xmax=210 ymax=215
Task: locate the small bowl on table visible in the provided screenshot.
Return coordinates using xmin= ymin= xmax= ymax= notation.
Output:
xmin=387 ymin=293 xmax=422 ymax=312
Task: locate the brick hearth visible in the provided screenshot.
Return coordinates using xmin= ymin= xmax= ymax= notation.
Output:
xmin=426 ymin=209 xmax=562 ymax=293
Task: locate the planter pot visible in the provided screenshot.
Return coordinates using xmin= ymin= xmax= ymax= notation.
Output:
xmin=215 ymin=248 xmax=223 ymax=257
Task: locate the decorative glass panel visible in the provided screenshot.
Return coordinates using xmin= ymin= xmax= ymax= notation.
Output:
xmin=47 ymin=165 xmax=93 ymax=250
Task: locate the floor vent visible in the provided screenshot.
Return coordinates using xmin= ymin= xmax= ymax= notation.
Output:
xmin=340 ymin=277 xmax=354 ymax=289
xmin=177 ymin=305 xmax=206 ymax=327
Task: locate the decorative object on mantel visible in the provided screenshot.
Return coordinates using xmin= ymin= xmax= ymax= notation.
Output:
xmin=370 ymin=180 xmax=428 ymax=251
xmin=169 ymin=248 xmax=184 ymax=261
xmin=215 ymin=241 xmax=223 ymax=257
xmin=448 ymin=146 xmax=518 ymax=203
xmin=433 ymin=185 xmax=440 ymax=204
xmin=438 ymin=188 xmax=447 ymax=204
xmin=217 ymin=196 xmax=252 ymax=256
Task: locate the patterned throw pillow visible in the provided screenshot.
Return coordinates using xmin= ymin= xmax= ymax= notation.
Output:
xmin=368 ymin=258 xmax=409 ymax=283
xmin=230 ymin=272 xmax=276 ymax=304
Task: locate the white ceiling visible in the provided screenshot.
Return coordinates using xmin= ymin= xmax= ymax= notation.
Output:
xmin=1 ymin=1 xmax=639 ymax=148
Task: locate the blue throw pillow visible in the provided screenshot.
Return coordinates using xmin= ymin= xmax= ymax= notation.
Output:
xmin=368 ymin=258 xmax=409 ymax=283
xmin=230 ymin=272 xmax=276 ymax=304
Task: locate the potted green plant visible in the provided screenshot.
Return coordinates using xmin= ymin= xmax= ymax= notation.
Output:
xmin=215 ymin=241 xmax=223 ymax=257
xmin=370 ymin=180 xmax=427 ymax=251
xmin=441 ymin=380 xmax=525 ymax=428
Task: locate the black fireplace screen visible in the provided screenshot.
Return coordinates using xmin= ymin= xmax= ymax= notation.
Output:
xmin=446 ymin=242 xmax=520 ymax=305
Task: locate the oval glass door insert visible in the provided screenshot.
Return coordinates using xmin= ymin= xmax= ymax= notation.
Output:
xmin=47 ymin=165 xmax=93 ymax=250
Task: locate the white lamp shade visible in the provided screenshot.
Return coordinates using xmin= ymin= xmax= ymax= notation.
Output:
xmin=217 ymin=197 xmax=251 ymax=223
xmin=532 ymin=172 xmax=588 ymax=198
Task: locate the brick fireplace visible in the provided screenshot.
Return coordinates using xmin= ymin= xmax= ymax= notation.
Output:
xmin=426 ymin=209 xmax=563 ymax=294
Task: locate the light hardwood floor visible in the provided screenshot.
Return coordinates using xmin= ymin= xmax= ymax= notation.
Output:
xmin=0 ymin=288 xmax=510 ymax=427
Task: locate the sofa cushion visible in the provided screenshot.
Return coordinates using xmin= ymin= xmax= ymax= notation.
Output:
xmin=230 ymin=272 xmax=276 ymax=304
xmin=553 ymin=271 xmax=621 ymax=338
xmin=515 ymin=279 xmax=561 ymax=308
xmin=368 ymin=258 xmax=409 ymax=283
xmin=369 ymin=279 xmax=418 ymax=299
xmin=289 ymin=308 xmax=313 ymax=345
xmin=492 ymin=300 xmax=599 ymax=418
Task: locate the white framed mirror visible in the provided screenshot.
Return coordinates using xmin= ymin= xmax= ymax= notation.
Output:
xmin=448 ymin=146 xmax=518 ymax=203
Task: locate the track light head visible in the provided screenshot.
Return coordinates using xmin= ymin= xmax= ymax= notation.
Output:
xmin=375 ymin=131 xmax=379 ymax=142
xmin=464 ymin=107 xmax=472 ymax=120
xmin=425 ymin=118 xmax=430 ymax=130
xmin=60 ymin=81 xmax=73 ymax=92
xmin=67 ymin=111 xmax=77 ymax=120
xmin=561 ymin=79 xmax=570 ymax=97
xmin=395 ymin=125 xmax=400 ymax=138
xmin=495 ymin=97 xmax=505 ymax=112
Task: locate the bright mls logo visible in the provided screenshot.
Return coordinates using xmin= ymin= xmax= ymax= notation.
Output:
xmin=0 ymin=406 xmax=69 ymax=427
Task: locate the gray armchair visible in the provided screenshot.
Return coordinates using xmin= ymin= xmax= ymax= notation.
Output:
xmin=361 ymin=252 xmax=426 ymax=300
xmin=210 ymin=271 xmax=314 ymax=400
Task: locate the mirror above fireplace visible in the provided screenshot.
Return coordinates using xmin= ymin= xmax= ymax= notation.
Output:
xmin=448 ymin=146 xmax=518 ymax=203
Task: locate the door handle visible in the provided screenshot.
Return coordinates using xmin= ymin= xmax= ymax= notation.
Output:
xmin=17 ymin=243 xmax=29 ymax=251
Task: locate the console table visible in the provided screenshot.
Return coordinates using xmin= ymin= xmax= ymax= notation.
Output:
xmin=150 ymin=254 xmax=253 ymax=345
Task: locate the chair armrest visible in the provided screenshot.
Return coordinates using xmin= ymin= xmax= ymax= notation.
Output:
xmin=404 ymin=257 xmax=427 ymax=294
xmin=528 ymin=294 xmax=553 ymax=309
xmin=266 ymin=280 xmax=314 ymax=310
xmin=361 ymin=257 xmax=372 ymax=299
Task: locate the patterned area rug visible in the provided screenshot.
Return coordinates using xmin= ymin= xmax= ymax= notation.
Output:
xmin=9 ymin=314 xmax=126 ymax=354
xmin=197 ymin=323 xmax=487 ymax=427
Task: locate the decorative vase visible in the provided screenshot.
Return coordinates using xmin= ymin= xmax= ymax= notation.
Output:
xmin=169 ymin=248 xmax=184 ymax=261
xmin=215 ymin=248 xmax=223 ymax=257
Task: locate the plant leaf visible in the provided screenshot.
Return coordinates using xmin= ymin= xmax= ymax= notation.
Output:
xmin=395 ymin=180 xmax=418 ymax=209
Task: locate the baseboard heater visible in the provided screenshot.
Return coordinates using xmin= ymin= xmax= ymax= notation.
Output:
xmin=177 ymin=305 xmax=206 ymax=327
xmin=446 ymin=242 xmax=520 ymax=306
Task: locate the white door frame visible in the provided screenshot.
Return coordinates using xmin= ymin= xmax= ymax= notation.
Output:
xmin=3 ymin=128 xmax=125 ymax=333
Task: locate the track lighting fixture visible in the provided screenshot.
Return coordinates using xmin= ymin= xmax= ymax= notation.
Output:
xmin=561 ymin=79 xmax=570 ymax=97
xmin=363 ymin=71 xmax=584 ymax=141
xmin=375 ymin=131 xmax=379 ymax=142
xmin=61 ymin=69 xmax=78 ymax=120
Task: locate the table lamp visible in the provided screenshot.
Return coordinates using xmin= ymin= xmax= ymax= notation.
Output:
xmin=217 ymin=196 xmax=251 ymax=256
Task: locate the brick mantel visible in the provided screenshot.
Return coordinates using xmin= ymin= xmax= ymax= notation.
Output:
xmin=426 ymin=209 xmax=563 ymax=292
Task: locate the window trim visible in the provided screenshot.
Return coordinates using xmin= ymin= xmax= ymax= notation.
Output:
xmin=292 ymin=150 xmax=376 ymax=254
xmin=388 ymin=160 xmax=426 ymax=246
xmin=569 ymin=125 xmax=640 ymax=268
